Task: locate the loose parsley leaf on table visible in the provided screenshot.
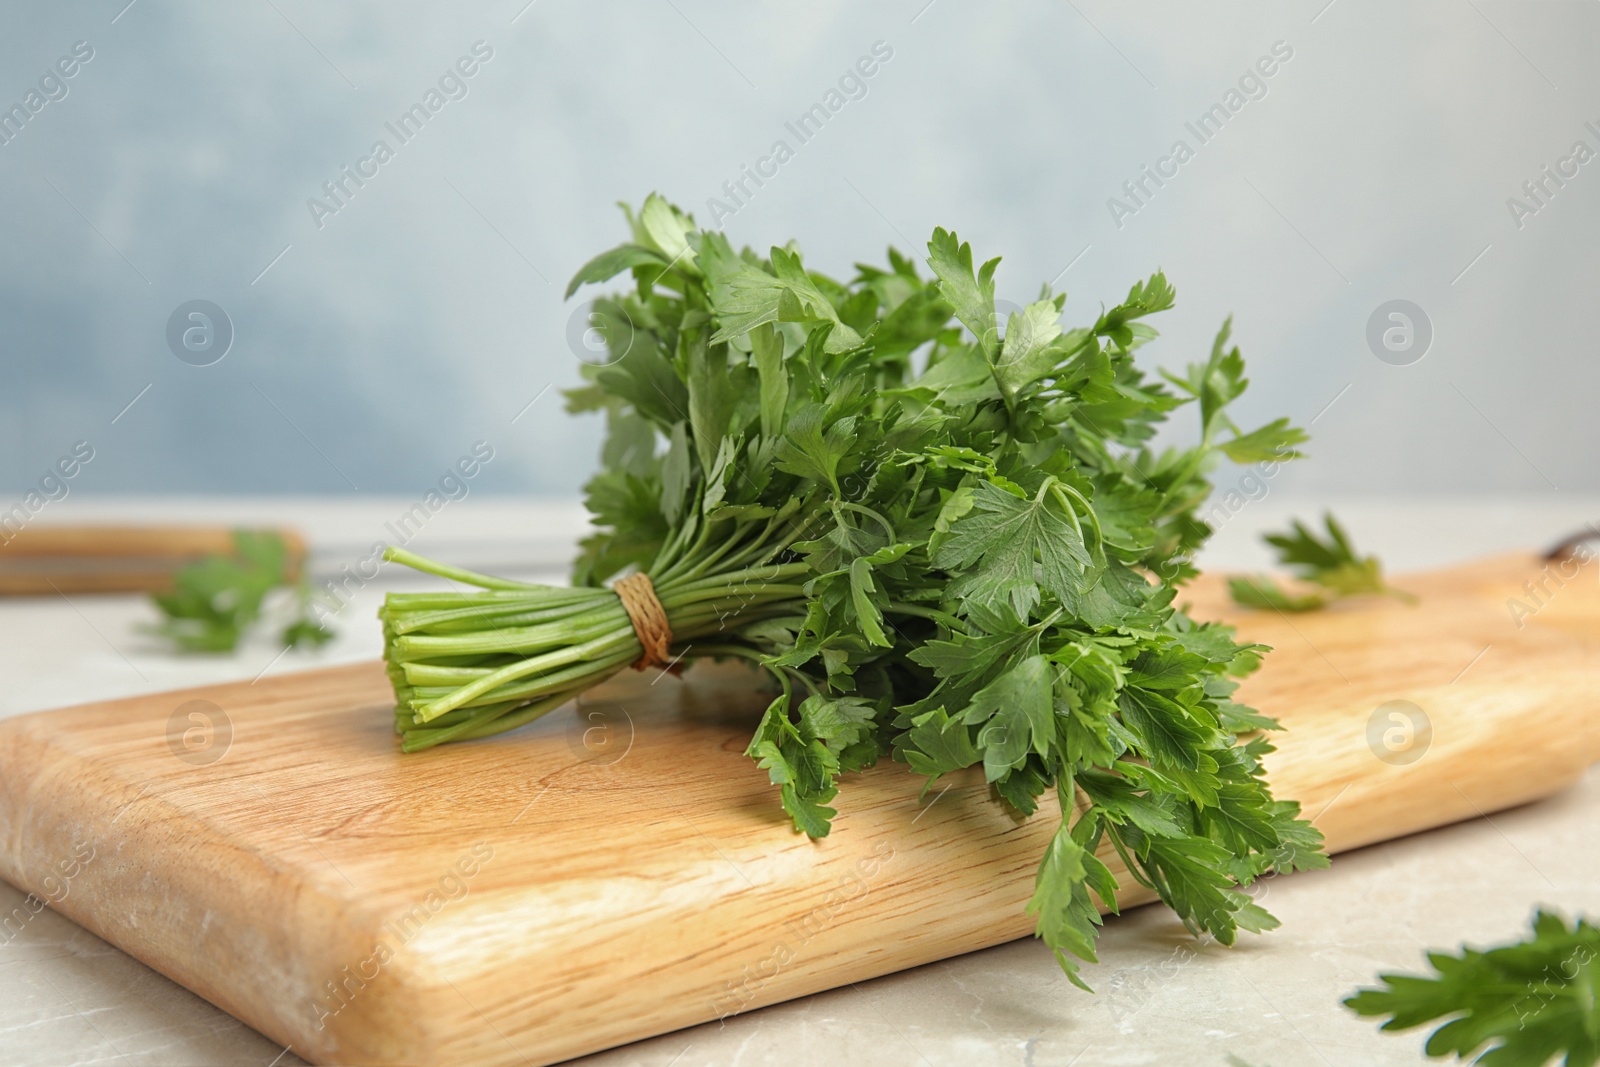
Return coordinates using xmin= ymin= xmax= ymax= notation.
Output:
xmin=1346 ymin=910 xmax=1600 ymax=1066
xmin=146 ymin=530 xmax=332 ymax=653
xmin=1229 ymin=513 xmax=1413 ymax=612
xmin=378 ymin=194 xmax=1328 ymax=987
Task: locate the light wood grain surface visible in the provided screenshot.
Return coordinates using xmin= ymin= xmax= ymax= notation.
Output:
xmin=0 ymin=552 xmax=1595 ymax=1066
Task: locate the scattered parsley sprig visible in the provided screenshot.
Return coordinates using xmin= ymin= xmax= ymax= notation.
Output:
xmin=147 ymin=530 xmax=333 ymax=653
xmin=1229 ymin=513 xmax=1412 ymax=612
xmin=1347 ymin=910 xmax=1600 ymax=1066
xmin=379 ymin=195 xmax=1327 ymax=986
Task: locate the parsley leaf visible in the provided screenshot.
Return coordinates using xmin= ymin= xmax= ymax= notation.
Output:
xmin=1230 ymin=513 xmax=1413 ymax=612
xmin=926 ymin=227 xmax=1000 ymax=360
xmin=146 ymin=530 xmax=332 ymax=653
xmin=931 ymin=480 xmax=1090 ymax=618
xmin=1346 ymin=910 xmax=1600 ymax=1065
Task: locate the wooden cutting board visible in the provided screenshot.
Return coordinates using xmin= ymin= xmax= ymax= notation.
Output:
xmin=1 ymin=552 xmax=1597 ymax=1066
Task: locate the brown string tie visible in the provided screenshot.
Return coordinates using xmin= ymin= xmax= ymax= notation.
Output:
xmin=614 ymin=572 xmax=672 ymax=670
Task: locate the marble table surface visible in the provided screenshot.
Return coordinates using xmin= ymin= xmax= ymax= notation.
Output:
xmin=2 ymin=494 xmax=1596 ymax=1067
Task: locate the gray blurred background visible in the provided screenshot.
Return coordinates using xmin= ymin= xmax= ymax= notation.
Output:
xmin=1 ymin=0 xmax=1595 ymax=500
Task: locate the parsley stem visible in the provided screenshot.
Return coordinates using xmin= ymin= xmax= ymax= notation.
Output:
xmin=884 ymin=602 xmax=966 ymax=630
xmin=381 ymin=545 xmax=813 ymax=737
xmin=382 ymin=545 xmax=538 ymax=590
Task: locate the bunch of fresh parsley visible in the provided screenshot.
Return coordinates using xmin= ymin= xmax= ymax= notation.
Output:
xmin=379 ymin=195 xmax=1326 ymax=985
xmin=147 ymin=530 xmax=333 ymax=653
xmin=1347 ymin=910 xmax=1600 ymax=1065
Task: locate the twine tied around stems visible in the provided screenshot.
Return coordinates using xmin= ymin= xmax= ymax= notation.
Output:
xmin=614 ymin=572 xmax=673 ymax=670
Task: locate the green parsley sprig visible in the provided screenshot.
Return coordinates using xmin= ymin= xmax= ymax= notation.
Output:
xmin=1347 ymin=910 xmax=1600 ymax=1065
xmin=378 ymin=195 xmax=1327 ymax=986
xmin=147 ymin=530 xmax=333 ymax=653
xmin=1229 ymin=513 xmax=1413 ymax=612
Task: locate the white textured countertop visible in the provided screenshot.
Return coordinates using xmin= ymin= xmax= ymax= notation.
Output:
xmin=3 ymin=494 xmax=1597 ymax=1067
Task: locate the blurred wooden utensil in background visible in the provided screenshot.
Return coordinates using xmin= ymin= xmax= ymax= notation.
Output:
xmin=0 ymin=526 xmax=305 ymax=596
